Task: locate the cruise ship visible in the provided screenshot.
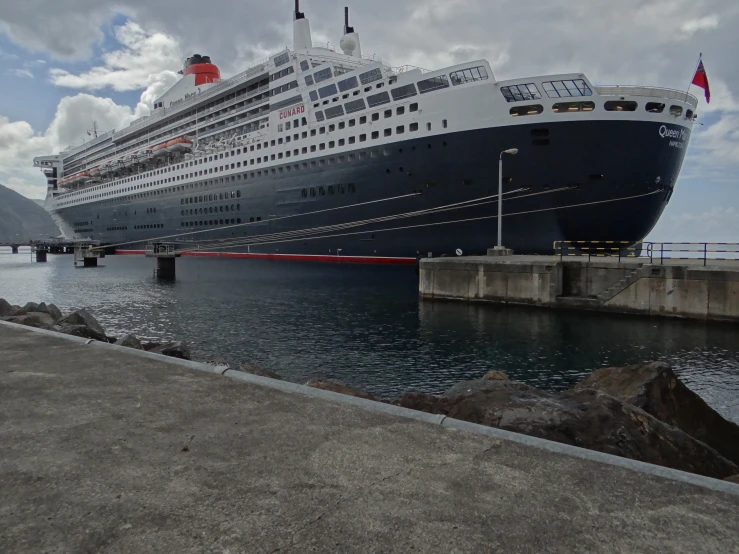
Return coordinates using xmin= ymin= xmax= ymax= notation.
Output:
xmin=33 ymin=2 xmax=698 ymax=264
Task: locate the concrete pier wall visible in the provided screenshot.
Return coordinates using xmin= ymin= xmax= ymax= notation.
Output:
xmin=420 ymin=257 xmax=739 ymax=322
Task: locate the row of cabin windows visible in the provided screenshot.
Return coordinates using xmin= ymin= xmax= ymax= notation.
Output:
xmin=134 ymin=224 xmax=164 ymax=230
xmin=181 ymin=204 xmax=240 ymax=216
xmin=182 ymin=190 xmax=241 ymax=204
xmin=316 ymin=102 xmax=419 ymax=126
xmin=183 ymin=218 xmax=242 ymax=227
xmin=501 ymin=79 xmax=592 ymax=103
xmin=301 ymin=183 xmax=356 ymax=198
xmin=106 ymin=226 xmax=128 ymax=231
xmin=510 ymin=101 xmax=693 ymax=118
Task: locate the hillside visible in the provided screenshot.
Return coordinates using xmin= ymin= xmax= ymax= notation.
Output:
xmin=0 ymin=184 xmax=60 ymax=243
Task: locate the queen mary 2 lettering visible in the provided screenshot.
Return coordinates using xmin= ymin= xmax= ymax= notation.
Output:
xmin=34 ymin=1 xmax=702 ymax=264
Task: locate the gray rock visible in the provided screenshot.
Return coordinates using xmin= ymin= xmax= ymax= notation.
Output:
xmin=21 ymin=302 xmax=39 ymax=313
xmin=114 ymin=334 xmax=143 ymax=350
xmin=725 ymin=475 xmax=739 ymax=484
xmin=396 ymin=378 xmax=739 ymax=480
xmin=3 ymin=312 xmax=57 ymax=331
xmin=60 ymin=324 xmax=108 ymax=343
xmin=149 ymin=341 xmax=191 ymax=360
xmin=240 ymin=365 xmax=283 ymax=380
xmin=58 ymin=309 xmax=105 ymax=337
xmin=0 ymin=298 xmax=18 ymax=317
xmin=575 ymin=362 xmax=739 ymax=467
xmin=483 ymin=370 xmax=509 ymax=381
xmin=142 ymin=342 xmax=161 ymax=351
xmin=35 ymin=302 xmax=64 ymax=321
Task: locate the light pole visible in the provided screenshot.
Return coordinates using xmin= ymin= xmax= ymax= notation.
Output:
xmin=497 ymin=148 xmax=519 ymax=249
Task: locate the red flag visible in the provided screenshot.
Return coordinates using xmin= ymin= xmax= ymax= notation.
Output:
xmin=691 ymin=60 xmax=710 ymax=104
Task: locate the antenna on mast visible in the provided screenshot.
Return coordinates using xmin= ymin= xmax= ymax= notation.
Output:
xmin=295 ymin=0 xmax=304 ymax=20
xmin=344 ymin=7 xmax=354 ymax=33
xmin=293 ymin=0 xmax=312 ymax=49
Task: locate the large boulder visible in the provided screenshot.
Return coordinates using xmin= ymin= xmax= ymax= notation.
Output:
xmin=149 ymin=341 xmax=191 ymax=360
xmin=575 ymin=362 xmax=739 ymax=466
xmin=0 ymin=298 xmax=18 ymax=317
xmin=58 ymin=309 xmax=106 ymax=337
xmin=36 ymin=302 xmax=63 ymax=321
xmin=395 ymin=379 xmax=738 ymax=480
xmin=114 ymin=334 xmax=143 ymax=350
xmin=3 ymin=312 xmax=57 ymax=331
xmin=60 ymin=324 xmax=108 ymax=343
xmin=305 ymin=380 xmax=376 ymax=401
xmin=21 ymin=302 xmax=40 ymax=313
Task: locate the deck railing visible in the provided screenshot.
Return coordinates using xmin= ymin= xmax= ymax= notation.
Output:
xmin=554 ymin=241 xmax=739 ymax=266
xmin=595 ymin=86 xmax=698 ymax=109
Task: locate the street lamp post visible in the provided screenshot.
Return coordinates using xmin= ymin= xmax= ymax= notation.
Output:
xmin=497 ymin=148 xmax=519 ymax=249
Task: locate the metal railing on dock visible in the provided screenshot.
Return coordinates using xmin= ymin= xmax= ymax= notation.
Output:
xmin=554 ymin=241 xmax=739 ymax=266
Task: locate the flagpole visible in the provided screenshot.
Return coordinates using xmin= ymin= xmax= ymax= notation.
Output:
xmin=685 ymin=53 xmax=702 ymax=102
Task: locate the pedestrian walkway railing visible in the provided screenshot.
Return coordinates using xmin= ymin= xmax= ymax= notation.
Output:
xmin=554 ymin=242 xmax=739 ymax=266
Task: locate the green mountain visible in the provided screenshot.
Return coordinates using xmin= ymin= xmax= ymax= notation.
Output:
xmin=0 ymin=184 xmax=60 ymax=243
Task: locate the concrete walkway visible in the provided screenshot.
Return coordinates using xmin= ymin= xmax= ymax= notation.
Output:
xmin=1 ymin=323 xmax=738 ymax=554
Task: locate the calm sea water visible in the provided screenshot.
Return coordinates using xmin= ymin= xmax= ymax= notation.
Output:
xmin=1 ymin=248 xmax=737 ymax=423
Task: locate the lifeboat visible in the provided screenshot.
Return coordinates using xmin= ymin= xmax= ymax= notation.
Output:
xmin=166 ymin=137 xmax=193 ymax=153
xmin=90 ymin=166 xmax=100 ymax=177
xmin=152 ymin=143 xmax=169 ymax=157
xmin=78 ymin=172 xmax=91 ymax=183
xmin=123 ymin=152 xmax=137 ymax=167
xmin=114 ymin=157 xmax=126 ymax=170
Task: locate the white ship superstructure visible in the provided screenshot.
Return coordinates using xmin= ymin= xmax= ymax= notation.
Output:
xmin=34 ymin=2 xmax=698 ymax=262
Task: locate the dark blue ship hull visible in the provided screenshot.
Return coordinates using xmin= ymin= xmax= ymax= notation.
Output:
xmin=57 ymin=119 xmax=689 ymax=262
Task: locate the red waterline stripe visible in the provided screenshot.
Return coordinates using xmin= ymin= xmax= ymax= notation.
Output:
xmin=115 ymin=249 xmax=416 ymax=265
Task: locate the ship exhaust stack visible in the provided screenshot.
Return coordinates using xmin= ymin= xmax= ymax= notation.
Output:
xmin=293 ymin=0 xmax=313 ymax=51
xmin=340 ymin=6 xmax=362 ymax=58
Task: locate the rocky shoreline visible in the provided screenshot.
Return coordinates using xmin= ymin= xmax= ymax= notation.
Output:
xmin=3 ymin=298 xmax=738 ymax=483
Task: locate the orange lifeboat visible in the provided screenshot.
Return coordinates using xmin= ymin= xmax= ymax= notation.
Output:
xmin=152 ymin=142 xmax=169 ymax=157
xmin=90 ymin=166 xmax=100 ymax=177
xmin=166 ymin=137 xmax=193 ymax=153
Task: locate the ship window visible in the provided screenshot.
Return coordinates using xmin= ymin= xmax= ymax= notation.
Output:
xmin=450 ymin=66 xmax=489 ymax=85
xmin=329 ymin=124 xmax=335 ymax=132
xmin=309 ymin=90 xmax=318 ymax=102
xmin=397 ymin=125 xmax=405 ymax=134
xmin=604 ymin=101 xmax=638 ymax=112
xmin=391 ymin=84 xmax=418 ymax=101
xmin=372 ymin=131 xmax=380 ymax=139
xmin=670 ymin=105 xmax=683 ymax=117
xmin=686 ymin=109 xmax=694 ymax=119
xmin=349 ymin=136 xmax=356 ymax=144
xmin=409 ymin=103 xmax=419 ymax=112
xmin=300 ymin=60 xmax=310 ymax=72
xmin=372 ymin=113 xmax=380 ymax=122
xmin=427 ymin=122 xmax=431 ymax=131
xmin=325 ymin=105 xmax=345 ymax=119
xmin=305 ymin=75 xmax=314 ymax=87
xmin=320 ymin=127 xmax=326 ymax=134
xmin=418 ymin=75 xmax=450 ymax=94
xmin=319 ymin=83 xmax=338 ymax=99
xmin=646 ymin=102 xmax=665 ymax=113
xmin=360 ymin=134 xmax=367 ymax=142
xmin=510 ymin=105 xmax=544 ymax=116
xmin=359 ymin=68 xmax=383 ymax=86
xmin=338 ymin=138 xmax=345 ymax=146
xmin=500 ymin=83 xmax=541 ymax=103
xmin=396 ymin=106 xmax=405 ymax=116
xmin=367 ymin=91 xmax=391 ymax=108
xmin=320 ymin=143 xmax=326 ymax=150
xmin=314 ymin=67 xmax=333 ymax=83
xmin=384 ymin=109 xmax=392 ymax=118
xmin=384 ymin=129 xmax=391 ymax=137
xmin=360 ymin=116 xmax=367 ymax=124
xmin=329 ymin=141 xmax=335 ymax=148
xmin=552 ymin=101 xmax=595 ymax=112
xmin=542 ymin=79 xmax=592 ymax=98
xmin=345 ymin=98 xmax=366 ymax=114
xmin=315 ymin=111 xmax=325 ymax=122
xmin=410 ymin=122 xmax=419 ymax=132
xmin=338 ymin=76 xmax=359 ymax=92
xmin=443 ymin=119 xmax=448 ymax=128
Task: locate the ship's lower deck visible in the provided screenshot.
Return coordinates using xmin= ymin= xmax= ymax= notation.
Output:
xmin=51 ymin=119 xmax=689 ymax=261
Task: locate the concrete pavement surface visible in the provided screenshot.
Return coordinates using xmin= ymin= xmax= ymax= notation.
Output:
xmin=1 ymin=323 xmax=738 ymax=553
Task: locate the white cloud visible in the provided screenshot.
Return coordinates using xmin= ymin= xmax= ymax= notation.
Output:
xmin=49 ymin=21 xmax=182 ymax=92
xmin=681 ymin=15 xmax=720 ymax=35
xmin=0 ymin=94 xmax=141 ymax=198
xmin=9 ymin=68 xmax=33 ymax=78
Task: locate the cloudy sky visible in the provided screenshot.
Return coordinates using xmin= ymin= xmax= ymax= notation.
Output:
xmin=0 ymin=0 xmax=737 ymax=240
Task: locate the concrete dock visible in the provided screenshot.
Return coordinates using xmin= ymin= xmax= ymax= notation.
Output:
xmin=420 ymin=255 xmax=739 ymax=322
xmin=1 ymin=322 xmax=738 ymax=553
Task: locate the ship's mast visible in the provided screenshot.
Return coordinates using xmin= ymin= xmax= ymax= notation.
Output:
xmin=293 ymin=0 xmax=313 ymax=51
